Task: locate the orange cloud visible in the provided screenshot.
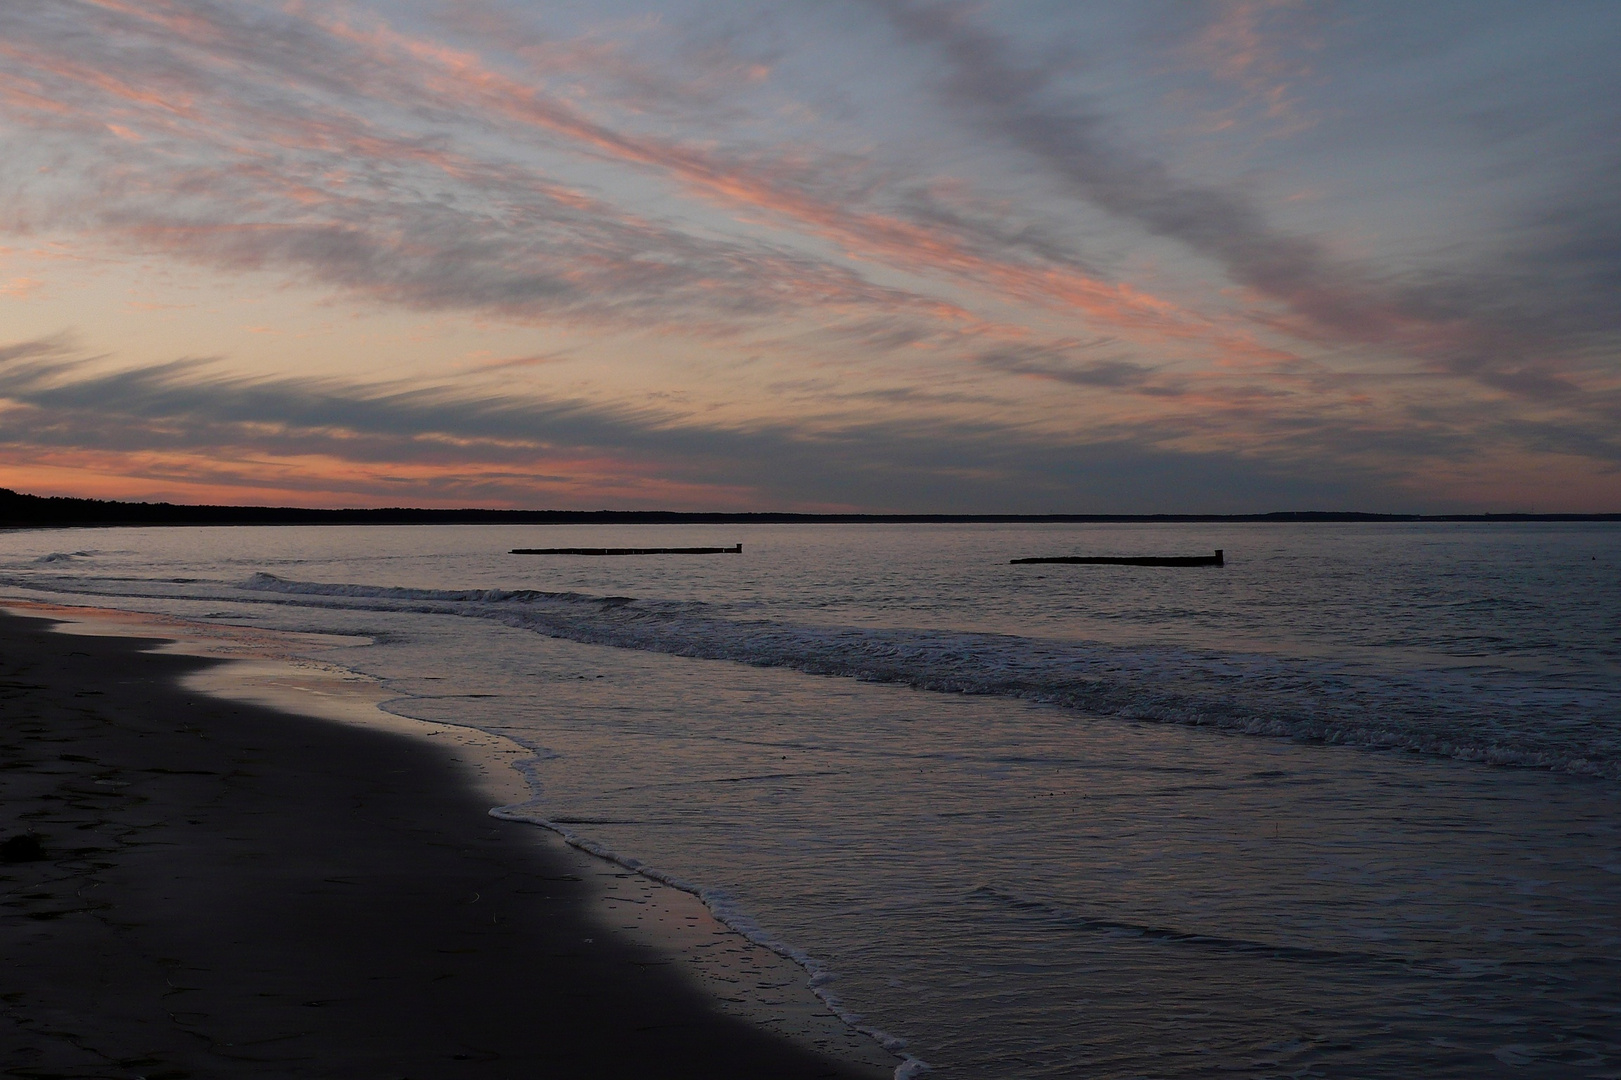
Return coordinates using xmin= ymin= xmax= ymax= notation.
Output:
xmin=0 ymin=277 xmax=42 ymax=299
xmin=295 ymin=9 xmax=1215 ymax=341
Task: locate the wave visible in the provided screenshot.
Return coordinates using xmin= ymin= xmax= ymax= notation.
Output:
xmin=972 ymin=884 xmax=1542 ymax=983
xmin=238 ymin=573 xmax=1621 ymax=780
xmin=488 ymin=802 xmax=930 ymax=1080
xmin=974 ymin=885 xmax=1400 ymax=967
xmin=33 ymin=550 xmax=94 ymax=563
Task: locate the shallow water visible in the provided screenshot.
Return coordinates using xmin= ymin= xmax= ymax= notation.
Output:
xmin=3 ymin=522 xmax=1618 ymax=1076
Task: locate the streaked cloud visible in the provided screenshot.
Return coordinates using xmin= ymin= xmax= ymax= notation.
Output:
xmin=4 ymin=337 xmax=1615 ymax=513
xmin=865 ymin=0 xmax=1621 ymax=396
xmin=0 ymin=0 xmax=1616 ymax=510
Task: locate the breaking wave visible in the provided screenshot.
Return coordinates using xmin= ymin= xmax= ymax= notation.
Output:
xmin=240 ymin=573 xmax=1621 ymax=780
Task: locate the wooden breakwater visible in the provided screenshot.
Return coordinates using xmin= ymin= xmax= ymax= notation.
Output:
xmin=511 ymin=544 xmax=743 ymax=556
xmin=1011 ymin=549 xmax=1224 ymax=567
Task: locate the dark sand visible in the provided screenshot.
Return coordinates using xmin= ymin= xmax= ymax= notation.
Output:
xmin=0 ymin=611 xmax=892 ymax=1079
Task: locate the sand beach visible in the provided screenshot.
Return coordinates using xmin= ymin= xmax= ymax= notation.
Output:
xmin=0 ymin=609 xmax=893 ymax=1078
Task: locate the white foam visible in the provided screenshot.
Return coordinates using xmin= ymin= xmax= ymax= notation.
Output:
xmin=33 ymin=551 xmax=91 ymax=563
xmin=487 ymin=802 xmax=929 ymax=1078
xmin=237 ymin=573 xmax=1621 ymax=780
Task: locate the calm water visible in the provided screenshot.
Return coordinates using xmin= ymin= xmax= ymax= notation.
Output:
xmin=3 ymin=522 xmax=1619 ymax=1077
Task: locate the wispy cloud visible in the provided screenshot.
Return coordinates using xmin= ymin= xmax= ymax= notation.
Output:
xmin=1186 ymin=0 xmax=1321 ymax=133
xmin=976 ymin=341 xmax=1181 ymax=396
xmin=0 ymin=0 xmax=1233 ymax=351
xmin=3 ymin=337 xmax=1615 ymax=511
xmin=865 ymin=0 xmax=1621 ymax=399
xmin=0 ymin=337 xmax=1389 ymax=510
xmin=0 ymin=1 xmax=1616 ymax=510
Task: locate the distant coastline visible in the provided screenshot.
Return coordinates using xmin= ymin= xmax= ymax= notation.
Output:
xmin=2 ymin=487 xmax=1616 ymax=528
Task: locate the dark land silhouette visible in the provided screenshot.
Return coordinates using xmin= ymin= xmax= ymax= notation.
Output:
xmin=3 ymin=488 xmax=1614 ymax=528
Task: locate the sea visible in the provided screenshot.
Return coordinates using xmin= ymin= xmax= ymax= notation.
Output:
xmin=2 ymin=521 xmax=1618 ymax=1078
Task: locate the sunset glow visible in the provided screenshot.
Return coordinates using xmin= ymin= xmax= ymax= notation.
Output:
xmin=3 ymin=0 xmax=1618 ymax=511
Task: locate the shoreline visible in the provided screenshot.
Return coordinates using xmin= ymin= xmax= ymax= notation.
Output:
xmin=0 ymin=608 xmax=896 ymax=1078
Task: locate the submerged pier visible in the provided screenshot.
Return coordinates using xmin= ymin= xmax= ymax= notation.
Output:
xmin=511 ymin=544 xmax=743 ymax=556
xmin=1012 ymin=549 xmax=1224 ymax=567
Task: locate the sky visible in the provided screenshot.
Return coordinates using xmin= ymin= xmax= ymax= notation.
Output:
xmin=1 ymin=0 xmax=1618 ymax=512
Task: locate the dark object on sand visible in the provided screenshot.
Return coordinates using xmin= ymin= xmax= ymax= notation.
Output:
xmin=1012 ymin=549 xmax=1225 ymax=567
xmin=1 ymin=833 xmax=46 ymax=863
xmin=511 ymin=544 xmax=743 ymax=556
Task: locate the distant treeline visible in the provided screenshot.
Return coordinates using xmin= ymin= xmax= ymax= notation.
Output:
xmin=3 ymin=488 xmax=1616 ymax=528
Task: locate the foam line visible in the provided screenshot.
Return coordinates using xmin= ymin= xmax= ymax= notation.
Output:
xmin=488 ymin=803 xmax=930 ymax=1079
xmin=3 ymin=568 xmax=1615 ymax=777
xmin=233 ymin=573 xmax=1621 ymax=780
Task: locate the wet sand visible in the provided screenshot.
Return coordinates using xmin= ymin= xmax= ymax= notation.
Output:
xmin=0 ymin=610 xmax=893 ymax=1078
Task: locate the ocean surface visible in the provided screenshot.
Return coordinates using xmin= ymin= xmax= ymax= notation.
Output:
xmin=3 ymin=521 xmax=1618 ymax=1077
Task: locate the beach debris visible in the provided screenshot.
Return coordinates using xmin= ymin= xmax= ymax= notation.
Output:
xmin=1 ymin=833 xmax=46 ymax=863
xmin=1011 ymin=549 xmax=1225 ymax=567
xmin=511 ymin=544 xmax=742 ymax=556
